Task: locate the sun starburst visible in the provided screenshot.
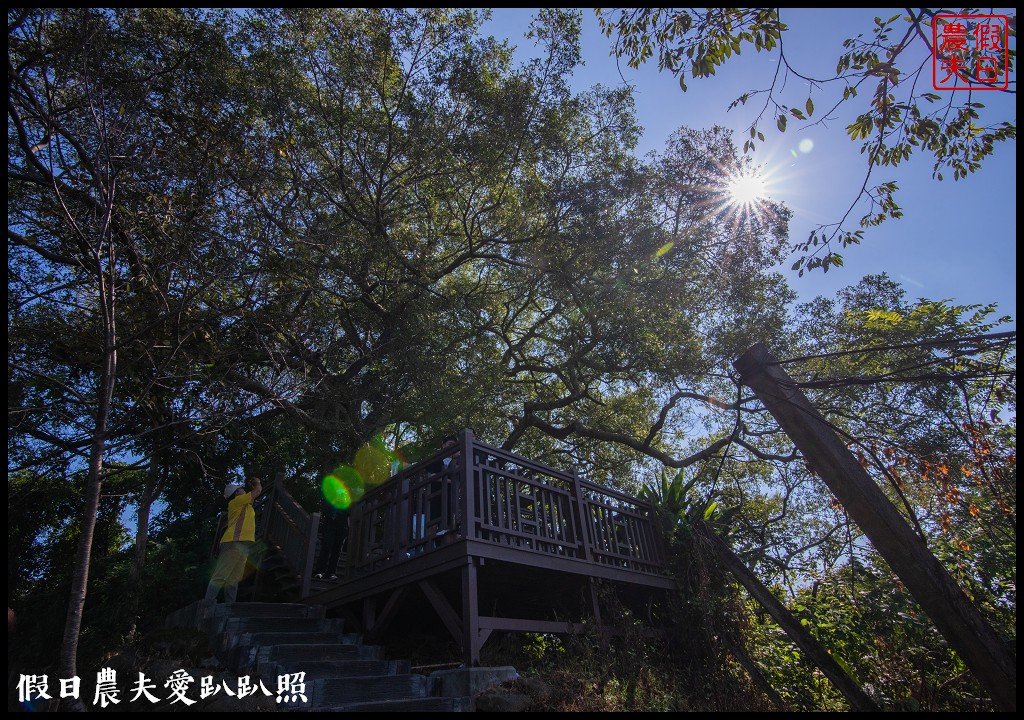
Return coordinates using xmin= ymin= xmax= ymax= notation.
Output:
xmin=726 ymin=170 xmax=768 ymax=210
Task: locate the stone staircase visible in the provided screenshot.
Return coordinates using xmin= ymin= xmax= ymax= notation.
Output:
xmin=249 ymin=543 xmax=305 ymax=602
xmin=165 ymin=599 xmax=491 ymax=711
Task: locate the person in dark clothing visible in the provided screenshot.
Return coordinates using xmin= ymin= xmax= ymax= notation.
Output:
xmin=314 ymin=497 xmax=349 ymax=580
xmin=425 ymin=434 xmax=460 ymax=473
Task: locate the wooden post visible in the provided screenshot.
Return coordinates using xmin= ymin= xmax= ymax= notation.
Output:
xmin=459 ymin=429 xmax=482 ymax=667
xmin=460 ymin=428 xmax=475 ymax=541
xmin=362 ymin=597 xmax=376 ymax=639
xmin=570 ymin=471 xmax=593 ymax=562
xmin=588 ymin=578 xmax=608 ymax=653
xmin=302 ymin=511 xmax=320 ymax=598
xmin=734 ymin=342 xmax=1016 ymax=711
xmin=462 ymin=559 xmax=481 ymax=667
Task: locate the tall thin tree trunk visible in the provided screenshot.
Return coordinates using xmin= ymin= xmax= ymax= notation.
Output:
xmin=126 ymin=439 xmax=162 ymax=639
xmin=58 ymin=232 xmax=117 ymax=711
xmin=694 ymin=520 xmax=878 ymax=711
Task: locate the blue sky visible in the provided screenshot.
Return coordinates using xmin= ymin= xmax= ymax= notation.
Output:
xmin=484 ymin=9 xmax=1017 ymax=328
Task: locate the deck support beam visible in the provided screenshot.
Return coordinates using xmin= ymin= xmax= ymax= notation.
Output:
xmin=363 ymin=585 xmax=408 ymax=641
xmin=461 ymin=559 xmax=481 ymax=666
xmin=419 ymin=578 xmax=463 ymax=646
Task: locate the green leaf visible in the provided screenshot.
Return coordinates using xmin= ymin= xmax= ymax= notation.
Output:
xmin=806 ymin=97 xmax=814 ymax=117
xmin=777 ymin=115 xmax=787 ymax=132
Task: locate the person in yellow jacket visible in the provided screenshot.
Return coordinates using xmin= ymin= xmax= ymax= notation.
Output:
xmin=204 ymin=475 xmax=262 ymax=603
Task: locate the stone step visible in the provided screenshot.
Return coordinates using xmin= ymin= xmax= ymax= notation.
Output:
xmin=164 ymin=598 xmax=482 ymax=712
xmin=204 ymin=615 xmax=338 ymax=637
xmin=259 ymin=658 xmax=410 ymax=680
xmin=211 ymin=601 xmax=325 ymax=620
xmin=309 ymin=674 xmax=436 ymax=707
xmin=219 ymin=616 xmax=345 ymax=635
xmin=320 ymin=696 xmax=476 ymax=712
xmin=257 ymin=642 xmax=384 ymax=665
xmin=223 ymin=630 xmax=361 ymax=649
xmin=167 ymin=599 xmax=327 ymax=633
xmin=217 ymin=632 xmax=364 ymax=672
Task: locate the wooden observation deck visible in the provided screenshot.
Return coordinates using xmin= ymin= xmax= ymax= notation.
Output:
xmin=252 ymin=429 xmax=676 ymax=667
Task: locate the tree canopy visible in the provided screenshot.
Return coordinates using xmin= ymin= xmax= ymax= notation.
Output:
xmin=7 ymin=8 xmax=1015 ymax=712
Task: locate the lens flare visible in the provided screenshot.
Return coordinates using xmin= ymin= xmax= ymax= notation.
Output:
xmin=321 ymin=436 xmax=401 ymax=508
xmin=322 ymin=465 xmax=364 ymax=510
xmin=355 ymin=436 xmax=398 ymax=487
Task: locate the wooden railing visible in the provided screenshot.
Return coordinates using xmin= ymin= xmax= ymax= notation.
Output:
xmin=346 ymin=429 xmax=667 ymax=579
xmin=237 ymin=431 xmax=667 ymax=599
xmin=254 ymin=472 xmax=320 ymax=598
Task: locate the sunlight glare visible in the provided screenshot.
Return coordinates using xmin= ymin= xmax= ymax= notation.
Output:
xmin=726 ymin=171 xmax=768 ymax=208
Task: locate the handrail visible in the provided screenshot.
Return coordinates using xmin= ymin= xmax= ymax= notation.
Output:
xmin=254 ymin=472 xmax=320 ymax=598
xmin=347 ymin=428 xmax=667 ymax=579
xmin=244 ymin=431 xmax=667 ymax=597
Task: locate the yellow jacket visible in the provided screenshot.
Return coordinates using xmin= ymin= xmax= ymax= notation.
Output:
xmin=220 ymin=492 xmax=256 ymax=543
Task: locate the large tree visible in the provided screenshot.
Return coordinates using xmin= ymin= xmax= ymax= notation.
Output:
xmin=10 ymin=9 xmax=1013 ymax=710
xmin=8 ymin=6 xmax=797 ymax=674
xmin=8 ymin=7 xmax=271 ymax=683
xmin=193 ymin=8 xmax=797 ymax=485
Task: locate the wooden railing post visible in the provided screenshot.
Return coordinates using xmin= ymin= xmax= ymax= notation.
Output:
xmin=570 ymin=471 xmax=593 ymax=562
xmin=460 ymin=428 xmax=475 ymax=540
xmin=397 ymin=473 xmax=409 ymax=552
xmin=251 ymin=469 xmax=325 ymax=600
xmin=345 ymin=490 xmax=363 ymax=580
xmin=302 ymin=511 xmax=320 ymax=597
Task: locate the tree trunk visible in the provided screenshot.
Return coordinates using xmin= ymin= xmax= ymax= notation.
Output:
xmin=125 ymin=436 xmax=163 ymax=639
xmin=58 ymin=254 xmax=117 ymax=711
